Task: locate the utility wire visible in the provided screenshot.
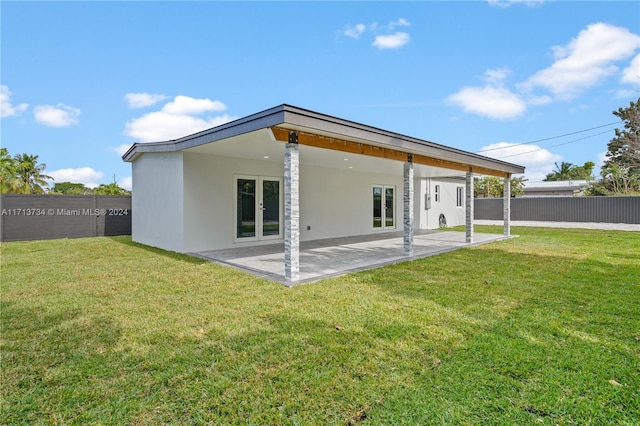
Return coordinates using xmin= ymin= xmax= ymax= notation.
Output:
xmin=494 ymin=129 xmax=613 ymax=159
xmin=477 ymin=121 xmax=621 ymax=153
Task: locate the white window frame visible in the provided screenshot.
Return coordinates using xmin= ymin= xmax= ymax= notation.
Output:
xmin=233 ymin=175 xmax=284 ymax=243
xmin=456 ymin=187 xmax=464 ymax=207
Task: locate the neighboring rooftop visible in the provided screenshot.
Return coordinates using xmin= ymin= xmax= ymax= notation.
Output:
xmin=521 ymin=180 xmax=590 ymax=197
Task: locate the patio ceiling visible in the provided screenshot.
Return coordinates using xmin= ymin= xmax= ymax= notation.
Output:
xmin=184 ymin=128 xmax=465 ymax=178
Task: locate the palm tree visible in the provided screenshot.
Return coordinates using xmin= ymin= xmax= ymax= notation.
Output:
xmin=545 ymin=161 xmax=575 ymax=181
xmin=0 ymin=148 xmax=17 ymax=193
xmin=10 ymin=153 xmax=53 ymax=194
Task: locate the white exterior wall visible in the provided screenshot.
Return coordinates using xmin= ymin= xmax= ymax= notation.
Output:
xmin=132 ymin=152 xmax=185 ymax=252
xmin=299 ymin=164 xmax=404 ymax=242
xmin=179 ymin=152 xmax=404 ymax=252
xmin=134 ymin=151 xmax=467 ymax=253
xmin=415 ymin=178 xmax=466 ymax=229
xmin=182 ymin=152 xmax=284 ymax=252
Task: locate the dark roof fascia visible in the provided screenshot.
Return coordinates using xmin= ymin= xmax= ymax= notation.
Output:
xmin=123 ymin=103 xmax=525 ymax=174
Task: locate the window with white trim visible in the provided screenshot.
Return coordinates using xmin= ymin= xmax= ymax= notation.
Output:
xmin=434 ymin=185 xmax=440 ymax=202
xmin=456 ymin=187 xmax=464 ymax=207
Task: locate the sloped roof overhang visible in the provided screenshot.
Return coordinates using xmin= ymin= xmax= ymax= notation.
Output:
xmin=122 ymin=104 xmax=524 ymax=177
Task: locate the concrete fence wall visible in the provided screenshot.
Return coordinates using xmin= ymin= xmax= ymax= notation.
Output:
xmin=475 ymin=196 xmax=640 ymax=224
xmin=1 ymin=194 xmax=132 ymax=242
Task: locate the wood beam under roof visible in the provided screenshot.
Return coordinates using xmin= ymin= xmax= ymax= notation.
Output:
xmin=270 ymin=126 xmax=510 ymax=178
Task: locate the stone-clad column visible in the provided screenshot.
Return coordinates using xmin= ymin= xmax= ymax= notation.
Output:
xmin=404 ymin=155 xmax=414 ymax=256
xmin=503 ymin=176 xmax=511 ymax=236
xmin=284 ymin=133 xmax=300 ymax=282
xmin=465 ymin=171 xmax=474 ymax=243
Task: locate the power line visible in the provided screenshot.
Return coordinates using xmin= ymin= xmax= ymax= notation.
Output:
xmin=477 ymin=121 xmax=621 ymax=153
xmin=494 ymin=129 xmax=613 ymax=159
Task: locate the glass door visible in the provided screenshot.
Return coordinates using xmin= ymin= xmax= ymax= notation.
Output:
xmin=235 ymin=176 xmax=283 ymax=241
xmin=385 ymin=187 xmax=395 ymax=228
xmin=260 ymin=178 xmax=281 ymax=239
xmin=373 ymin=185 xmax=395 ymax=230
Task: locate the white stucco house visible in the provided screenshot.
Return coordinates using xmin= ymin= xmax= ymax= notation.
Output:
xmin=123 ymin=104 xmax=524 ymax=281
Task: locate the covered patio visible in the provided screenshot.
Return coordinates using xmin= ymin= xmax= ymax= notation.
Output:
xmin=192 ymin=229 xmax=511 ymax=286
xmin=124 ymin=105 xmax=525 ymax=286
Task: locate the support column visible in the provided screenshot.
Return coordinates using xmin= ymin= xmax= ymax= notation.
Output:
xmin=403 ymin=155 xmax=414 ymax=256
xmin=465 ymin=170 xmax=474 ymax=243
xmin=503 ymin=176 xmax=511 ymax=236
xmin=284 ymin=132 xmax=300 ymax=282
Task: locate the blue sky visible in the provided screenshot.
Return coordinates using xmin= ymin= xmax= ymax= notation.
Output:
xmin=2 ymin=0 xmax=639 ymax=189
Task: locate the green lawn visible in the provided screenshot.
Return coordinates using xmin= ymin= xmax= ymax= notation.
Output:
xmin=1 ymin=227 xmax=639 ymax=425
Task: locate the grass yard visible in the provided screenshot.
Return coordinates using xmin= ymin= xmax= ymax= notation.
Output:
xmin=1 ymin=227 xmax=639 ymax=425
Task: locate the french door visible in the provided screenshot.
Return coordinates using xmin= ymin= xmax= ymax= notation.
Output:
xmin=234 ymin=176 xmax=283 ymax=242
xmin=373 ymin=185 xmax=395 ymax=230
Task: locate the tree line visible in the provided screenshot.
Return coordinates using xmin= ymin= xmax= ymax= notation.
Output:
xmin=0 ymin=148 xmax=130 ymax=195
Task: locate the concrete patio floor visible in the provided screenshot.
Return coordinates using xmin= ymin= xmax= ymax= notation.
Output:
xmin=191 ymin=230 xmax=511 ymax=286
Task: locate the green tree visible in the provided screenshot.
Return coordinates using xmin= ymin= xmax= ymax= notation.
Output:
xmin=545 ymin=161 xmax=595 ymax=182
xmin=0 ymin=148 xmax=17 ymax=193
xmin=545 ymin=161 xmax=575 ymax=181
xmin=587 ymin=98 xmax=640 ymax=195
xmin=474 ymin=176 xmax=525 ymax=198
xmin=573 ymin=161 xmax=595 ymax=180
xmin=8 ymin=153 xmax=53 ymax=194
xmin=93 ymin=182 xmax=129 ymax=195
xmin=52 ymin=181 xmax=93 ymax=195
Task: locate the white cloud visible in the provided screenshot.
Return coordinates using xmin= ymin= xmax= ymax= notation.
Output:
xmin=119 ymin=176 xmax=132 ymax=191
xmin=447 ymin=85 xmax=526 ymax=119
xmin=124 ymin=92 xmax=168 ymax=109
xmin=34 ymin=104 xmax=80 ymax=127
xmin=373 ymin=32 xmax=410 ymax=49
xmin=126 ymin=111 xmax=236 ymax=142
xmin=49 ymin=167 xmax=104 ymax=188
xmin=449 ymin=23 xmax=640 ymax=119
xmin=1 ymin=85 xmax=28 ymax=118
xmin=125 ymin=95 xmax=236 ymax=142
xmin=479 ymin=142 xmax=562 ymax=181
xmin=161 ymin=95 xmax=226 ymax=115
xmin=342 ymin=19 xmax=411 ymax=49
xmin=344 ymin=24 xmax=365 ymax=39
xmin=110 ymin=143 xmax=133 ymax=157
xmin=521 ymin=23 xmax=640 ymax=100
xmin=620 ymin=54 xmax=640 ymax=85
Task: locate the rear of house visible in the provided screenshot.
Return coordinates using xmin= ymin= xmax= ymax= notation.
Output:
xmin=124 ymin=105 xmax=524 ymax=281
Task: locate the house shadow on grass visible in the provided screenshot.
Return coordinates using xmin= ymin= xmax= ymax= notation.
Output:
xmin=106 ymin=236 xmax=209 ymax=265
